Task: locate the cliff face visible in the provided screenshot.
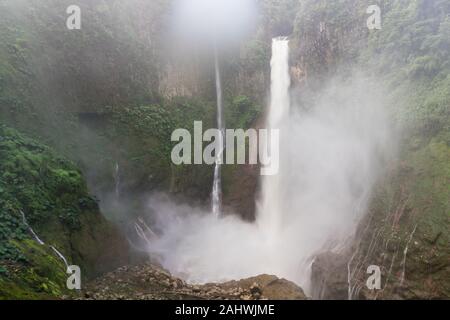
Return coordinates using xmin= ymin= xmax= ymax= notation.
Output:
xmin=338 ymin=138 xmax=449 ymax=300
xmin=296 ymin=0 xmax=450 ymax=299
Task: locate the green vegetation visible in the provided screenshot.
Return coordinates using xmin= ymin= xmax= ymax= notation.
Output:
xmin=225 ymin=95 xmax=261 ymax=129
xmin=0 ymin=125 xmax=84 ymax=298
xmin=362 ymin=0 xmax=450 ymax=134
xmin=0 ymin=240 xmax=67 ymax=299
xmin=362 ymin=0 xmax=450 ymax=244
xmin=94 ymin=94 xmax=261 ymax=203
xmin=292 ymin=0 xmax=450 ymax=135
xmin=363 ymin=0 xmax=450 ymax=298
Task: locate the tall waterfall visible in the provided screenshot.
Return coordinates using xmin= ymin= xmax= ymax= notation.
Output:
xmin=257 ymin=37 xmax=291 ymax=238
xmin=211 ymin=44 xmax=224 ymax=217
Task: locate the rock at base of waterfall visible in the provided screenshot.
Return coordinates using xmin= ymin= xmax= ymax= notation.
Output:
xmin=79 ymin=263 xmax=308 ymax=300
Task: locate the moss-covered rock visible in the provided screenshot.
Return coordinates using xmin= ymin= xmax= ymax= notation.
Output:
xmin=0 ymin=125 xmax=128 ymax=299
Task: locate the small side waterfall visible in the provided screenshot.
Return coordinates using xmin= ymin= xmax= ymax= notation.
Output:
xmin=134 ymin=217 xmax=157 ymax=246
xmin=20 ymin=210 xmax=70 ymax=269
xmin=211 ymin=44 xmax=224 ymax=217
xmin=257 ymin=37 xmax=291 ymax=239
xmin=50 ymin=245 xmax=69 ymax=269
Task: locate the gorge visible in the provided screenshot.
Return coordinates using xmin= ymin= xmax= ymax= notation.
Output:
xmin=0 ymin=0 xmax=448 ymax=300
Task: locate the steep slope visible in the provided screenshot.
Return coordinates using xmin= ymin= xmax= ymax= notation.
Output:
xmin=0 ymin=125 xmax=128 ymax=299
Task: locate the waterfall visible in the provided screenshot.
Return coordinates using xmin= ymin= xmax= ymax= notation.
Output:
xmin=257 ymin=37 xmax=291 ymax=239
xmin=211 ymin=44 xmax=224 ymax=217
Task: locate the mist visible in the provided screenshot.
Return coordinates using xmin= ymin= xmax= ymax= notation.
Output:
xmin=171 ymin=0 xmax=257 ymax=47
xmin=140 ymin=72 xmax=394 ymax=294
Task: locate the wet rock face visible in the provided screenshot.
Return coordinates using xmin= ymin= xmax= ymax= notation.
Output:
xmin=311 ymin=252 xmax=349 ymax=300
xmin=79 ymin=263 xmax=307 ymax=300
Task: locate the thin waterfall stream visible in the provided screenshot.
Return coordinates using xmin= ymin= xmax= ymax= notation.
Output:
xmin=20 ymin=210 xmax=70 ymax=269
xmin=211 ymin=43 xmax=224 ymax=217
